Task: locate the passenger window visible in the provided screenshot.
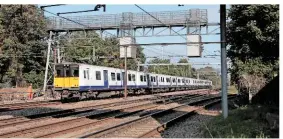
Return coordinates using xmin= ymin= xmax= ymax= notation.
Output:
xmin=144 ymin=76 xmax=146 ymax=82
xmin=96 ymin=71 xmax=101 ymax=80
xmin=140 ymin=75 xmax=143 ymax=82
xmin=84 ymin=70 xmax=87 ymax=79
xmin=128 ymin=74 xmax=131 ymax=81
xmin=151 ymin=76 xmax=153 ymax=82
xmin=111 ymin=72 xmax=115 ymax=81
xmin=132 ymin=74 xmax=135 ymax=81
xmin=86 ymin=69 xmax=89 ymax=80
xmin=117 ymin=73 xmax=121 ymax=81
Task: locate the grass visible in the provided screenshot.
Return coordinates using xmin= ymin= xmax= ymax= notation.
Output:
xmin=228 ymin=85 xmax=238 ymax=94
xmin=202 ymin=105 xmax=277 ymax=138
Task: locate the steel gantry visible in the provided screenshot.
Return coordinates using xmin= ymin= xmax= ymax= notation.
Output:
xmin=46 ymin=9 xmax=220 ymax=37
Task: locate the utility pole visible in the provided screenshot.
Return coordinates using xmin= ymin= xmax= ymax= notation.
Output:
xmin=188 ymin=64 xmax=191 ymax=77
xmin=53 ymin=40 xmax=56 ymax=87
xmin=92 ymin=45 xmax=96 ymax=62
xmin=124 ymin=46 xmax=128 ymax=98
xmin=197 ymin=72 xmax=199 ymax=79
xmin=137 ymin=60 xmax=140 ymax=71
xmin=57 ymin=40 xmax=61 ymax=63
xmin=43 ymin=31 xmax=53 ymax=100
xmin=220 ymin=4 xmax=228 ymax=118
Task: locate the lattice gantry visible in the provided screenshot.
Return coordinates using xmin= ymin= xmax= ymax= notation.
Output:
xmin=46 ymin=9 xmax=208 ymax=31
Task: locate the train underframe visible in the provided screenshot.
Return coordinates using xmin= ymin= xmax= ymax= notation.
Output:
xmin=56 ymin=85 xmax=212 ymax=101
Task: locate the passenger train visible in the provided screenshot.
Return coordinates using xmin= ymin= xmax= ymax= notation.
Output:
xmin=54 ymin=62 xmax=213 ymax=100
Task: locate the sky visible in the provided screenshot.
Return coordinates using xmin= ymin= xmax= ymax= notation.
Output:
xmin=41 ymin=4 xmax=227 ymax=70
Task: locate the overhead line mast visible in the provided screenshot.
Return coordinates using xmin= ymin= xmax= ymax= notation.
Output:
xmin=220 ymin=4 xmax=228 ymax=119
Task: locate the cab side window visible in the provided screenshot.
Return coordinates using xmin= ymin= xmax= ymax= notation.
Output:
xmin=84 ymin=70 xmax=87 ymax=79
xmin=56 ymin=69 xmax=64 ymax=77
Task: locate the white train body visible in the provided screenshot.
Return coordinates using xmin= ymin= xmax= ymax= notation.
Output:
xmin=54 ymin=63 xmax=213 ymax=99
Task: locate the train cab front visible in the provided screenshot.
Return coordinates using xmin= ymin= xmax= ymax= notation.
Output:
xmin=54 ymin=63 xmax=80 ymax=99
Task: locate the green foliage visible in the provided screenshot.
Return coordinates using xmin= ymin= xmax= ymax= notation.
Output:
xmin=61 ymin=31 xmax=145 ymax=70
xmin=0 ymin=5 xmax=47 ymax=87
xmin=147 ymin=58 xmax=196 ymax=77
xmin=23 ymin=71 xmax=45 ymax=89
xmin=203 ymin=105 xmax=275 ymax=138
xmin=197 ymin=66 xmax=221 ymax=89
xmin=227 ymin=5 xmax=279 ymax=84
xmin=228 ymin=85 xmax=238 ymax=94
xmin=0 ymin=5 xmax=146 ymax=89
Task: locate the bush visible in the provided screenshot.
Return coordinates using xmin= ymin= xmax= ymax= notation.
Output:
xmin=202 ymin=105 xmax=277 ymax=138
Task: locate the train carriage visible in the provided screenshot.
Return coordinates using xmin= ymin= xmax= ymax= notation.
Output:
xmin=54 ymin=62 xmax=213 ymax=100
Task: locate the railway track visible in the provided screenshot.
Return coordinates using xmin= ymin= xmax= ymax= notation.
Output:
xmin=0 ymin=89 xmax=208 ymax=113
xmin=80 ymin=97 xmax=222 ymax=138
xmin=0 ymin=96 xmax=160 ymax=128
xmin=0 ymin=92 xmax=202 ymax=126
xmin=37 ymin=95 xmax=212 ymax=138
xmin=0 ymin=93 xmax=208 ymax=138
xmin=0 ymin=100 xmax=61 ymax=112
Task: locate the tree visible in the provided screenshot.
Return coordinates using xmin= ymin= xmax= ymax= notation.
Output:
xmin=227 ymin=5 xmax=279 ymax=99
xmin=60 ymin=31 xmax=146 ymax=71
xmin=197 ymin=66 xmax=221 ymax=88
xmin=227 ymin=5 xmax=279 ymax=82
xmin=147 ymin=58 xmax=195 ymax=77
xmin=0 ymin=5 xmax=47 ymax=88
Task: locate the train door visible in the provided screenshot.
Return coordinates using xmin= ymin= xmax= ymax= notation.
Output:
xmin=156 ymin=76 xmax=158 ymax=86
xmin=147 ymin=75 xmax=150 ymax=86
xmin=70 ymin=65 xmax=79 ymax=88
xmin=63 ymin=65 xmax=70 ymax=88
xmin=103 ymin=70 xmax=109 ymax=88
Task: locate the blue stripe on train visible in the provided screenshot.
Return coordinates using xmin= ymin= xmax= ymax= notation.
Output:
xmin=79 ymin=85 xmax=194 ymax=91
xmin=79 ymin=85 xmax=148 ymax=91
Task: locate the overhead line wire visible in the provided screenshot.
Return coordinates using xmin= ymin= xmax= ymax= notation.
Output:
xmin=134 ymin=4 xmax=187 ymax=41
xmin=42 ymin=8 xmax=132 ymax=44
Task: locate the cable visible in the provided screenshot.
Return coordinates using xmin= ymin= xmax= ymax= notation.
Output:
xmin=43 ymin=9 xmax=88 ymax=30
xmin=143 ymin=47 xmax=165 ymax=56
xmin=43 ymin=8 xmax=133 ymax=44
xmin=203 ymin=49 xmax=220 ymax=60
xmin=134 ymin=4 xmax=187 ymax=41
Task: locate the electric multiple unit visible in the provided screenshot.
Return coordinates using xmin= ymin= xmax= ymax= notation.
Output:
xmin=54 ymin=62 xmax=213 ymax=100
